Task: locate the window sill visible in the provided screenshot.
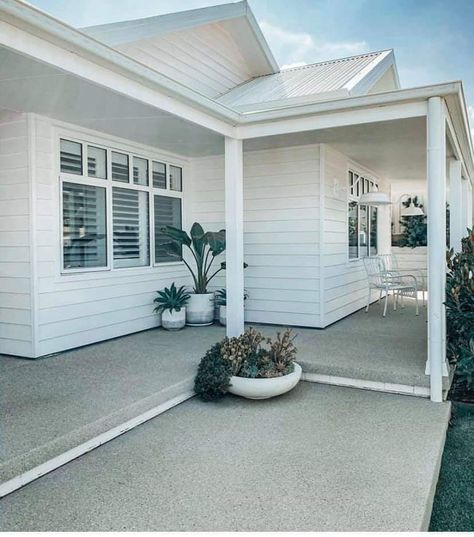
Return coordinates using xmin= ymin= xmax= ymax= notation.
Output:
xmin=58 ymin=262 xmax=185 ymax=282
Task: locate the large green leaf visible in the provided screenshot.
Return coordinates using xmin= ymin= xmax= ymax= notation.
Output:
xmin=205 ymin=229 xmax=226 ymax=256
xmin=160 ymin=225 xmax=191 ymax=247
xmin=190 ymin=222 xmax=206 ymax=260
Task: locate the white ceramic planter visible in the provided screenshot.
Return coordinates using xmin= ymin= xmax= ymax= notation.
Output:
xmin=228 ymin=363 xmax=302 ymax=400
xmin=161 ymin=309 xmax=186 ymax=331
xmin=219 ymin=305 xmax=226 ymax=326
xmin=186 ymin=293 xmax=215 ymax=326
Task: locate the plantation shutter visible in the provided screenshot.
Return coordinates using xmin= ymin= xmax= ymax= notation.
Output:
xmin=112 ymin=187 xmax=149 ymax=268
xmin=154 ymin=195 xmax=182 ymax=263
xmin=60 ymin=139 xmax=82 ymax=175
xmin=62 ymin=182 xmax=107 ymax=269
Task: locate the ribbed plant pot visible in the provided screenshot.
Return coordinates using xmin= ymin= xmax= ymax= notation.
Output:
xmin=186 ymin=293 xmax=215 ymax=326
xmin=228 ymin=363 xmax=302 ymax=400
xmin=219 ymin=305 xmax=226 ymax=326
xmin=161 ymin=309 xmax=186 ymax=331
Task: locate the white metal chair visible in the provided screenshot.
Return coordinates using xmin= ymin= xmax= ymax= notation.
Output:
xmin=378 ymin=253 xmax=426 ymax=306
xmin=362 ymin=256 xmax=419 ymax=317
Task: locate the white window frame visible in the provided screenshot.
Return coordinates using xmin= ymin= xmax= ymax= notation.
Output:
xmin=58 ymin=132 xmax=185 ymax=274
xmin=347 ymin=168 xmax=379 ymax=262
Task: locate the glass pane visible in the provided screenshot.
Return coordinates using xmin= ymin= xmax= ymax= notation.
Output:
xmin=348 ymin=200 xmax=358 ymax=259
xmin=370 ymin=206 xmax=378 ymax=255
xmin=152 ymin=161 xmax=166 ymax=189
xmin=112 ymin=188 xmax=150 ymax=268
xmin=62 ymin=183 xmax=107 ymax=269
xmin=133 ymin=156 xmax=148 ymax=186
xmin=169 ymin=165 xmax=182 ymax=192
xmin=359 ymin=205 xmax=369 ymax=257
xmin=154 ymin=196 xmax=182 ymax=263
xmin=87 ymin=146 xmax=107 ymax=179
xmin=112 ymin=151 xmax=129 ymax=183
xmin=60 ymin=139 xmax=82 ymax=175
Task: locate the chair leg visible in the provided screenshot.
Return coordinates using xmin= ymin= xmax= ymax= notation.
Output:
xmin=415 ymin=288 xmax=419 ymax=316
xmin=393 ymin=290 xmax=397 ymax=311
xmin=378 ymin=289 xmax=383 ymax=304
xmin=366 ymin=287 xmax=371 ymax=313
xmin=383 ymin=289 xmax=388 ymax=317
xmin=401 ymin=292 xmax=405 ymax=308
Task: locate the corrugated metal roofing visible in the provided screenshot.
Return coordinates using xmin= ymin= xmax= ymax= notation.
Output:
xmin=217 ymin=51 xmax=384 ymax=109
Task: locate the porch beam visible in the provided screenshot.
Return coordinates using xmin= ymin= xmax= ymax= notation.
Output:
xmin=426 ymin=96 xmax=447 ymax=403
xmin=448 ymin=158 xmax=463 ymax=252
xmin=236 ymin=101 xmax=427 ymax=140
xmin=224 ymin=137 xmax=245 ymax=337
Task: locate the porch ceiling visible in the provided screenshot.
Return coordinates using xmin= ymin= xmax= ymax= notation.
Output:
xmin=244 ymin=116 xmax=453 ymax=182
xmin=0 ymin=45 xmax=224 ymax=157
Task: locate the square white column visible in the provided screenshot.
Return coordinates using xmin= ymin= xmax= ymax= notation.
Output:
xmin=224 ymin=137 xmax=244 ymax=337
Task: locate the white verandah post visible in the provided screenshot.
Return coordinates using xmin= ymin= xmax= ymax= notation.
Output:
xmin=224 ymin=137 xmax=245 ymax=337
xmin=427 ymin=96 xmax=447 ymax=402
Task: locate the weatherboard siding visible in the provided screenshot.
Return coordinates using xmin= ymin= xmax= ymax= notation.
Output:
xmin=29 ymin=115 xmax=191 ymax=357
xmin=116 ymin=23 xmax=252 ymax=99
xmin=322 ymin=145 xmax=385 ymax=326
xmin=191 ymin=145 xmax=322 ymax=327
xmin=0 ymin=112 xmax=33 ymax=357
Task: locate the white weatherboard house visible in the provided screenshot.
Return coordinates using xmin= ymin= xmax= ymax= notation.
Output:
xmin=0 ymin=0 xmax=473 ymax=404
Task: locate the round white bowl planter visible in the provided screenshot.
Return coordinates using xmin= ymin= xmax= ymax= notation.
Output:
xmin=228 ymin=363 xmax=302 ymax=400
xmin=161 ymin=309 xmax=186 ymax=331
xmin=186 ymin=293 xmax=215 ymax=326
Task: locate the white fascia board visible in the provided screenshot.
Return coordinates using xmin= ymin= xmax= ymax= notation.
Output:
xmin=0 ymin=0 xmax=240 ymax=131
xmin=345 ymin=49 xmax=400 ymax=95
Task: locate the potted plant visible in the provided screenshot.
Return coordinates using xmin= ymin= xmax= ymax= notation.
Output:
xmin=194 ymin=328 xmax=301 ymax=400
xmin=160 ymin=222 xmax=226 ymax=326
xmin=215 ymin=288 xmax=248 ymax=326
xmin=153 ymin=283 xmax=190 ymax=331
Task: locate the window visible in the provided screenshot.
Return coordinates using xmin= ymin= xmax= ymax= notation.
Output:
xmin=87 ymin=145 xmax=107 ymax=179
xmin=154 ymin=195 xmax=182 ymax=262
xmin=62 ymin=182 xmax=107 ymax=269
xmin=60 ymin=139 xmax=82 ymax=175
xmin=169 ymin=165 xmax=182 ymax=192
xmin=113 ymin=188 xmax=149 ymax=268
xmin=348 ymin=170 xmax=378 ymax=260
xmin=112 ymin=151 xmax=129 ymax=183
xmin=152 ymin=161 xmax=166 ymax=189
xmin=59 ymin=136 xmax=184 ymax=272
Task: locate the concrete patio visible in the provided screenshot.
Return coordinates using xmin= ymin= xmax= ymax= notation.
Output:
xmin=1 ymin=299 xmax=444 ymax=495
xmin=1 ymin=382 xmax=450 ymax=531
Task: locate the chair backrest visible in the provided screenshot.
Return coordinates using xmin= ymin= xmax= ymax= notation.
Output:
xmin=362 ymin=256 xmax=386 ymax=287
xmin=378 ymin=253 xmax=399 ymax=274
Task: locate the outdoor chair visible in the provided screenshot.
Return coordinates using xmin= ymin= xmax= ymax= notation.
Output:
xmin=378 ymin=253 xmax=426 ymax=306
xmin=362 ymin=256 xmax=419 ymax=317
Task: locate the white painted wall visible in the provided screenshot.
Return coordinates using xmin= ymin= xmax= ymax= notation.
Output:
xmin=322 ymin=145 xmax=388 ymax=326
xmin=0 ymin=112 xmax=34 ymax=357
xmin=116 ymin=23 xmax=253 ymax=99
xmin=192 ymin=144 xmax=321 ymax=327
xmin=12 ymin=115 xmax=192 ymax=357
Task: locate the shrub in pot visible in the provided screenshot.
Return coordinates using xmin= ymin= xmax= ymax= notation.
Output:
xmin=160 ymin=223 xmax=225 ymax=326
xmin=153 ymin=283 xmax=190 ymax=331
xmin=194 ymin=327 xmax=301 ymax=400
xmin=215 ymin=288 xmax=248 ymax=326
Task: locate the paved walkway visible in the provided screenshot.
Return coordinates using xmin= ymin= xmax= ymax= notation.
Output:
xmin=0 ymin=383 xmax=450 ymax=531
xmin=1 ymin=302 xmax=433 ymax=487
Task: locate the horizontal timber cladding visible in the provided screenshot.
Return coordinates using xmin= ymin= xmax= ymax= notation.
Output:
xmin=191 ymin=144 xmax=322 ymax=328
xmin=30 ymin=115 xmax=192 ymax=357
xmin=0 ymin=112 xmax=33 ymax=357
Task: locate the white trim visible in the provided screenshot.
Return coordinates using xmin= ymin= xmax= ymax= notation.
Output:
xmin=302 ymin=374 xmax=431 ymax=398
xmin=0 ymin=391 xmax=194 ymax=499
xmin=27 ymin=113 xmax=40 ymax=358
xmin=319 ymin=143 xmax=326 ymax=326
xmin=345 ymin=50 xmax=400 ymax=95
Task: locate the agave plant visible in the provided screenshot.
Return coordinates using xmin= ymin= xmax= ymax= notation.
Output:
xmin=153 ymin=283 xmax=190 ymax=314
xmin=160 ymin=222 xmax=226 ymax=294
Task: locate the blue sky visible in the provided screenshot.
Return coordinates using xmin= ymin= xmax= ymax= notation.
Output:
xmin=28 ymin=0 xmax=474 ymax=131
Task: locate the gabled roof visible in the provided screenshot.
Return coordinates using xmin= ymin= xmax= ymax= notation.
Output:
xmin=81 ymin=1 xmax=279 ymax=77
xmin=217 ymin=50 xmax=400 ymax=111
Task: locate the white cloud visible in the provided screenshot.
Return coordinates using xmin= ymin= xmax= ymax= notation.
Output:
xmin=259 ymin=20 xmax=368 ymax=66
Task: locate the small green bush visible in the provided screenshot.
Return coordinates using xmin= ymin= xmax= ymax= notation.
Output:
xmin=193 ymin=342 xmax=232 ymax=401
xmin=446 ymin=228 xmax=474 ymax=398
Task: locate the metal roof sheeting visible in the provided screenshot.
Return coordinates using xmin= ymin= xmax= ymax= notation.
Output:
xmin=217 ymin=51 xmax=385 ymax=109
